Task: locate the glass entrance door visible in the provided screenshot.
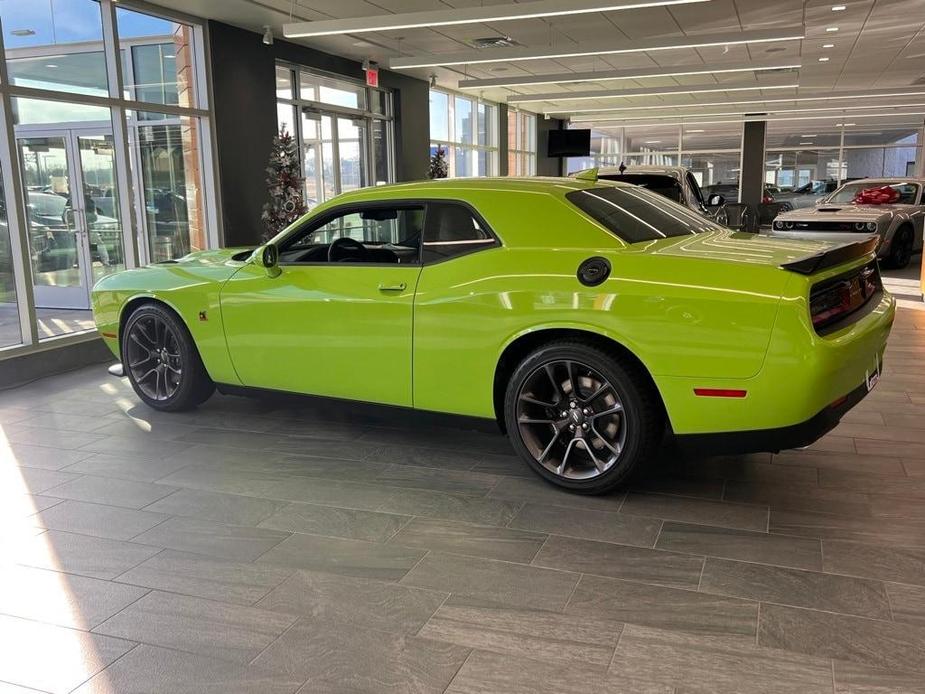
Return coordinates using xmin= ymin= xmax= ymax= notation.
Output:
xmin=17 ymin=130 xmax=125 ymax=310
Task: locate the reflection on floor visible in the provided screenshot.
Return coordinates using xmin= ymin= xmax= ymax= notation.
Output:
xmin=0 ymin=261 xmax=923 ymax=693
xmin=0 ymin=304 xmax=94 ymax=346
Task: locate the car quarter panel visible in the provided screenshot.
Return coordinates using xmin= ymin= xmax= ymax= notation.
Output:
xmin=412 ymin=192 xmax=791 ymax=420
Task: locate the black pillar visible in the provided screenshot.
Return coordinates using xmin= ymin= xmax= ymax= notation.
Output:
xmin=740 ymin=120 xmax=767 ymax=232
xmin=536 ymin=116 xmax=565 ymax=177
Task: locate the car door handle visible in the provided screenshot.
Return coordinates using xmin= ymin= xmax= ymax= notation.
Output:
xmin=378 ymin=282 xmax=406 ymax=292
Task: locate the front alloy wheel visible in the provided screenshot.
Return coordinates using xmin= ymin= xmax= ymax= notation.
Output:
xmin=122 ymin=303 xmax=214 ymax=411
xmin=125 ymin=314 xmax=182 ymax=401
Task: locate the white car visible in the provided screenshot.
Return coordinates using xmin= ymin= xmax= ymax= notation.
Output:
xmin=770 ymin=178 xmax=925 ymax=269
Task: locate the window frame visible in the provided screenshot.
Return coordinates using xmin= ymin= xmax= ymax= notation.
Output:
xmin=275 ymin=198 xmax=502 ymax=268
xmin=422 ymin=200 xmax=501 ymax=265
xmin=429 ymin=87 xmax=500 ymax=178
xmin=277 ymin=200 xmax=426 ymax=267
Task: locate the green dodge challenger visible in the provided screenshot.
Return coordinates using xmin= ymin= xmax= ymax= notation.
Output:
xmin=92 ymin=173 xmax=894 ymax=493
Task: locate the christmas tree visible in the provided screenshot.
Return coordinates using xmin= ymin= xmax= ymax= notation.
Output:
xmin=428 ymin=145 xmax=449 ymax=179
xmin=261 ymin=126 xmax=306 ymax=240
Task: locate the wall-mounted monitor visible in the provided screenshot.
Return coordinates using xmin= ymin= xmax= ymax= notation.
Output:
xmin=548 ymin=129 xmax=591 ymax=157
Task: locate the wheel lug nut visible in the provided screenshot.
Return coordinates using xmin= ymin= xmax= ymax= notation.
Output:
xmin=568 ymin=424 xmax=575 ymax=431
xmin=560 ymin=411 xmax=567 ymax=417
xmin=570 ymin=401 xmax=577 ymax=408
xmin=582 ymin=408 xmax=590 ymax=415
xmin=582 ymin=422 xmax=589 ymax=430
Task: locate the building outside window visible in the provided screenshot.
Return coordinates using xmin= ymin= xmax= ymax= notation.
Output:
xmin=429 ymin=89 xmax=499 ymax=177
xmin=275 ymin=64 xmax=393 ymax=207
xmin=0 ymin=0 xmax=219 ymax=350
xmin=507 ymin=108 xmax=536 ymax=176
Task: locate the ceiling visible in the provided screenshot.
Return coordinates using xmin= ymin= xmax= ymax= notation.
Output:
xmin=146 ymin=0 xmax=925 ymax=134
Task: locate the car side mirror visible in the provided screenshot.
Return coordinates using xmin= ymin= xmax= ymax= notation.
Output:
xmin=254 ymin=243 xmax=281 ymax=277
xmin=707 ymin=194 xmax=725 ymax=207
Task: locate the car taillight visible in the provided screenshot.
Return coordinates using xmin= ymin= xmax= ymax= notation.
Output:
xmin=762 ymin=194 xmax=773 ymax=204
xmin=809 ymin=263 xmax=881 ymax=331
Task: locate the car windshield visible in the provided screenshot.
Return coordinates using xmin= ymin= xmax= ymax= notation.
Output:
xmin=566 ymin=185 xmax=723 ymax=243
xmin=27 ymin=192 xmax=66 ymax=216
xmin=826 ymin=181 xmax=920 ymax=205
xmin=596 ymin=174 xmax=684 ymax=204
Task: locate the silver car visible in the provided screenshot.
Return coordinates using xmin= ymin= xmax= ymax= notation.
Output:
xmin=769 ymin=178 xmax=925 ymax=268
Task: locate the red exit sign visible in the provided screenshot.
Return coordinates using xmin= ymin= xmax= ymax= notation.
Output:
xmin=365 ymin=67 xmax=379 ymax=88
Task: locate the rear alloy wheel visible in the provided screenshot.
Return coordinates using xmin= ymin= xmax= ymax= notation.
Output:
xmin=123 ymin=303 xmax=214 ymax=411
xmin=504 ymin=341 xmax=663 ymax=494
xmin=887 ymin=229 xmax=913 ymax=269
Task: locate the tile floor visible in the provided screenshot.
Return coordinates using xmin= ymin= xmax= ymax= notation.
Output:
xmin=0 ymin=267 xmax=924 ymax=693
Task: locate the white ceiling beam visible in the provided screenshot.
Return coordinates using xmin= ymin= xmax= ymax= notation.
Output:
xmin=386 ymin=28 xmax=804 ymax=69
xmin=507 ymin=80 xmax=800 ymax=104
xmin=568 ymin=103 xmax=925 ymax=123
xmin=457 ymin=61 xmax=800 ymax=89
xmin=545 ymin=89 xmax=925 ymax=115
xmin=283 ymin=0 xmax=709 ymax=38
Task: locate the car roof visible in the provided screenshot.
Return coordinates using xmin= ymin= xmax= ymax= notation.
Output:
xmin=326 ymin=176 xmax=631 ymax=204
xmin=595 ymin=165 xmax=688 ymax=178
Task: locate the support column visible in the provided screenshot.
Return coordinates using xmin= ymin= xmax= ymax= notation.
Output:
xmin=498 ymin=104 xmax=509 ymax=177
xmin=739 ymin=120 xmax=767 ymax=232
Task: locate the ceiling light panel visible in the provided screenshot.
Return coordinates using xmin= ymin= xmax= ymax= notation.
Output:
xmin=508 ymin=82 xmax=799 ymax=104
xmin=387 ymin=28 xmax=804 ymax=69
xmin=283 ymin=0 xmax=709 ymax=38
xmin=546 ymin=89 xmax=925 ymax=114
xmin=457 ymin=61 xmax=801 ymax=89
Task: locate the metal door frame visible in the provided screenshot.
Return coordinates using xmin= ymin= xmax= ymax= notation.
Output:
xmin=16 ymin=125 xmax=114 ymax=310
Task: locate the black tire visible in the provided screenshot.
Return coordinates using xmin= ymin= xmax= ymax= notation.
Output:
xmin=122 ymin=302 xmax=214 ymax=412
xmin=885 ymin=228 xmax=913 ymax=269
xmin=503 ymin=340 xmax=664 ymax=494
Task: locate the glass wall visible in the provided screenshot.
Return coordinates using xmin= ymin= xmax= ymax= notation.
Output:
xmin=275 ymin=64 xmax=393 ymax=207
xmin=0 ymin=0 xmax=217 ymax=348
xmin=429 ymin=88 xmax=499 ymax=177
xmin=0 ymin=160 xmax=22 ymax=348
xmin=507 ymin=108 xmax=536 ymax=176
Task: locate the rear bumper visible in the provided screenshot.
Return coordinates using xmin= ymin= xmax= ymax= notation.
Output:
xmin=674 ymin=380 xmax=870 ymax=455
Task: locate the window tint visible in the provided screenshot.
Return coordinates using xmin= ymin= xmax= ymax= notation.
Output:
xmin=279 ymin=206 xmax=423 ymax=264
xmin=423 ymin=202 xmax=496 ymax=262
xmin=566 ymin=186 xmax=722 ymax=243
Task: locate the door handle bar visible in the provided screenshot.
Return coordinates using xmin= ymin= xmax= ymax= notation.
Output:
xmin=378 ymin=282 xmax=407 ymax=292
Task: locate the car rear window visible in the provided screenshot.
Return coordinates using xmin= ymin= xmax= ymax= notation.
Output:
xmin=566 ymin=185 xmax=722 ymax=243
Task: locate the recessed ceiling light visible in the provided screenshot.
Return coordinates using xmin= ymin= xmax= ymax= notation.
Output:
xmin=645 ymin=140 xmax=662 ymax=143
xmin=686 ymin=129 xmax=705 ymax=132
xmin=831 ymin=4 xmax=846 ymax=10
xmin=826 ymin=27 xmax=839 ymax=32
xmin=818 ymin=57 xmax=830 ymax=62
xmin=822 ymin=43 xmax=835 ymax=48
xmin=10 ymin=28 xmax=35 ymax=37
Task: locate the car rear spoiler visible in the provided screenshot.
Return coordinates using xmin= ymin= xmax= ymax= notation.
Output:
xmin=779 ymin=236 xmax=879 ymax=275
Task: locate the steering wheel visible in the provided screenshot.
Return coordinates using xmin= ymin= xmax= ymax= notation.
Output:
xmin=327 ymin=237 xmax=366 ymax=262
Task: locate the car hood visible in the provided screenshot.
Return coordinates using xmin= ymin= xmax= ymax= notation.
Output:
xmin=160 ymin=247 xmax=255 ymax=268
xmin=628 ymin=228 xmax=841 ymax=267
xmin=776 ymin=204 xmax=902 ymax=221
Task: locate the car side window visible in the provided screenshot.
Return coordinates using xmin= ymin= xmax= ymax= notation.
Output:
xmin=686 ymin=172 xmax=705 ymax=206
xmin=422 ymin=201 xmax=497 ymax=263
xmin=278 ymin=205 xmax=424 ymax=265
